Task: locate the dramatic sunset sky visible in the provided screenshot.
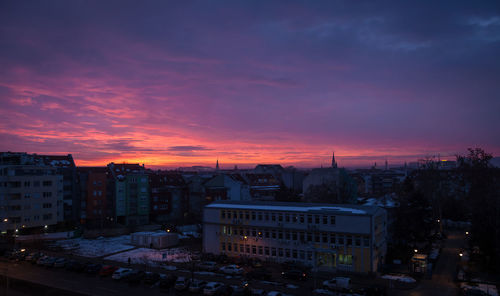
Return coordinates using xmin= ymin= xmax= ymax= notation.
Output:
xmin=1 ymin=1 xmax=499 ymax=168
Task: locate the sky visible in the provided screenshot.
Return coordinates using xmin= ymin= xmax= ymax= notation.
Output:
xmin=1 ymin=1 xmax=499 ymax=169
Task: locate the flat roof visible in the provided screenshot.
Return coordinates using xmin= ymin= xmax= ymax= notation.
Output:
xmin=206 ymin=201 xmax=381 ymax=215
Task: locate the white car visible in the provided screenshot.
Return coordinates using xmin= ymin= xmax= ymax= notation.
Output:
xmin=203 ymin=282 xmax=222 ymax=295
xmin=219 ymin=264 xmax=244 ymax=275
xmin=112 ymin=268 xmax=133 ymax=280
xmin=174 ymin=277 xmax=190 ymax=291
xmin=197 ymin=261 xmax=217 ymax=271
xmin=322 ymin=277 xmax=351 ymax=291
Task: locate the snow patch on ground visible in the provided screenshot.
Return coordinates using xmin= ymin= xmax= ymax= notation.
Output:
xmin=381 ymin=274 xmax=416 ymax=283
xmin=55 ymin=235 xmax=134 ymax=257
xmin=104 ymin=247 xmax=192 ymax=265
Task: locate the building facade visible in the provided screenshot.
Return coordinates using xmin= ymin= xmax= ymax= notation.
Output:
xmin=203 ymin=201 xmax=387 ymax=273
xmin=0 ymin=152 xmax=63 ymax=232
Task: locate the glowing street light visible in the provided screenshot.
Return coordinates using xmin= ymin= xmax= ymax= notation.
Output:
xmin=459 ymin=253 xmax=463 ymax=257
xmin=465 ymin=231 xmax=469 ymax=235
xmin=414 ymin=249 xmax=418 ymax=253
xmin=3 ymin=218 xmax=7 ymax=222
xmin=44 ymin=225 xmax=48 ymax=229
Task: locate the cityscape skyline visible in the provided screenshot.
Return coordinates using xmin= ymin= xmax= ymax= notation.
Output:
xmin=1 ymin=1 xmax=499 ymax=168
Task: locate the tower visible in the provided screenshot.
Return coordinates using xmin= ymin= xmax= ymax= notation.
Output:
xmin=331 ymin=151 xmax=338 ymax=168
xmin=216 ymin=158 xmax=220 ymax=172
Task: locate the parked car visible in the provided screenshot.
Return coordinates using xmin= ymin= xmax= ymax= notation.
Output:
xmin=53 ymin=258 xmax=67 ymax=268
xmin=143 ymin=272 xmax=161 ymax=286
xmin=112 ymin=268 xmax=133 ymax=280
xmin=197 ymin=261 xmax=218 ymax=271
xmin=66 ymin=260 xmax=85 ymax=272
xmin=219 ymin=265 xmax=244 ymax=275
xmin=30 ymin=252 xmax=43 ymax=264
xmin=99 ymin=265 xmax=118 ymax=277
xmin=43 ymin=257 xmax=57 ymax=267
xmin=267 ymin=292 xmax=283 ymax=296
xmin=215 ymin=284 xmax=233 ymax=296
xmin=125 ymin=270 xmax=145 ymax=285
xmin=174 ymin=276 xmax=191 ymax=291
xmin=85 ymin=263 xmax=102 ymax=274
xmin=312 ymin=289 xmax=335 ymax=296
xmin=189 ymin=279 xmax=207 ymax=293
xmin=204 ymin=282 xmax=223 ymax=295
xmin=159 ymin=274 xmax=178 ymax=290
xmin=322 ymin=277 xmax=351 ymax=291
xmin=246 ymin=268 xmax=271 ymax=280
xmin=24 ymin=252 xmax=36 ymax=261
xmin=36 ymin=256 xmax=49 ymax=265
xmin=281 ymin=269 xmax=307 ymax=281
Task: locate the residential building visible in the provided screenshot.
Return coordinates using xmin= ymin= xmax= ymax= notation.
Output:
xmin=204 ymin=174 xmax=251 ymax=202
xmin=0 ymin=152 xmax=63 ymax=232
xmin=149 ymin=172 xmax=188 ymax=224
xmin=77 ymin=166 xmax=113 ymax=229
xmin=203 ymin=201 xmax=387 ymax=273
xmin=108 ymin=163 xmax=149 ymax=226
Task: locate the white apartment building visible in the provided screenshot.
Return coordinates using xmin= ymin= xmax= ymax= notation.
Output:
xmin=203 ymin=201 xmax=387 ymax=273
xmin=1 ymin=154 xmax=63 ymax=233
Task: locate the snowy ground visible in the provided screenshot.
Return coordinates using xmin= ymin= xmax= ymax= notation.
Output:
xmin=104 ymin=247 xmax=192 ymax=266
xmin=55 ymin=235 xmax=134 ymax=257
xmin=381 ymin=274 xmax=417 ymax=283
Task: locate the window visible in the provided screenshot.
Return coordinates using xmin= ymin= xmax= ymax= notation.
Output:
xmin=240 ymin=244 xmax=244 ymax=252
xmin=285 ymin=231 xmax=290 ymax=240
xmin=34 ymin=181 xmax=40 ymax=187
xmin=258 ymin=246 xmax=263 ymax=255
xmin=307 ymin=251 xmax=313 ymax=261
xmin=278 ymin=231 xmax=283 ymax=239
xmin=264 ymin=247 xmax=269 ymax=255
xmin=272 ymin=231 xmax=276 ymax=239
xmin=363 ymin=237 xmax=370 ymax=247
xmin=330 ymin=233 xmax=336 ymax=244
xmin=264 ymin=231 xmax=269 ymax=238
xmin=42 ymin=203 xmax=52 ymax=209
xmin=322 ymin=233 xmax=328 ymax=243
xmin=285 ymin=214 xmax=290 ymax=222
xmin=292 ymin=232 xmax=297 ymax=241
xmin=285 ymin=249 xmax=290 ymax=258
xmin=347 ymin=237 xmax=352 ymax=246
xmin=278 ymin=214 xmax=283 ymax=222
xmin=252 ymin=229 xmax=256 ymax=237
xmin=293 ymin=214 xmax=298 ymax=223
xmin=227 ymin=243 xmax=232 ymax=251
xmin=271 ymin=247 xmax=277 ymax=256
xmin=258 ymin=212 xmax=262 ymax=220
xmin=252 ymin=245 xmax=256 ymax=254
xmin=315 ymin=233 xmax=320 ymax=243
xmin=264 ymin=213 xmax=269 ymax=221
xmin=355 ymin=237 xmax=361 ymax=247
xmin=42 ymin=213 xmax=53 ymax=220
xmin=299 ymin=250 xmax=305 ymax=260
xmin=221 ymin=242 xmax=226 ymax=251
xmin=24 ymin=205 xmax=31 ymax=210
xmin=42 ymin=181 xmax=52 ymax=187
xmin=24 ymin=193 xmax=31 ymax=199
xmin=323 ymin=215 xmax=328 ymax=224
xmin=271 ymin=213 xmax=276 ymax=221
xmin=246 ymin=245 xmax=250 ymax=254
xmin=234 ymin=244 xmax=238 ymax=252
xmin=338 ymin=254 xmax=353 ymax=265
xmin=292 ymin=249 xmax=297 ymax=259
xmin=239 ymin=228 xmax=244 ymax=236
xmin=24 ymin=181 xmax=30 ymax=187
xmin=251 ymin=212 xmax=256 ymax=220
xmin=42 ymin=192 xmax=52 ymax=198
xmin=245 ymin=212 xmax=249 ymax=220
xmin=299 ymin=232 xmax=305 ymax=242
xmin=300 ymin=215 xmax=304 ymax=223
xmin=239 ymin=211 xmax=243 ymax=219
xmin=307 ymin=215 xmax=312 ymax=223
xmin=307 ymin=233 xmax=312 ymax=242
xmin=315 ymin=215 xmax=320 ymax=224
xmin=330 ymin=216 xmax=336 ymax=225
xmin=227 ymin=211 xmax=232 ymax=219
xmin=278 ymin=248 xmax=283 ymax=257
xmin=338 ymin=235 xmax=344 ymax=245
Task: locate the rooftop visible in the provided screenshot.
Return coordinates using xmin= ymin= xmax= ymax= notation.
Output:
xmin=206 ymin=200 xmax=381 ymax=215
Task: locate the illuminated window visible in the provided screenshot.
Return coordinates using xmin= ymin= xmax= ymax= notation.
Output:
xmin=338 ymin=254 xmax=353 ymax=265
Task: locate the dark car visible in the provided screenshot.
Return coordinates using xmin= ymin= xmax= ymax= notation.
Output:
xmin=246 ymin=268 xmax=271 ymax=280
xmin=143 ymin=272 xmax=161 ymax=286
xmin=85 ymin=263 xmax=102 ymax=274
xmin=215 ymin=284 xmax=233 ymax=296
xmin=66 ymin=260 xmax=85 ymax=272
xmin=281 ymin=269 xmax=307 ymax=281
xmin=159 ymin=274 xmax=178 ymax=290
xmin=126 ymin=270 xmax=146 ymax=285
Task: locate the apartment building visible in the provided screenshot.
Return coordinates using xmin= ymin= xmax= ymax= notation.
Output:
xmin=203 ymin=201 xmax=387 ymax=273
xmin=0 ymin=152 xmax=63 ymax=232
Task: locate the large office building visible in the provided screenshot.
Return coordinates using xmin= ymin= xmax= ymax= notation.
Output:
xmin=0 ymin=152 xmax=63 ymax=233
xmin=203 ymin=201 xmax=387 ymax=273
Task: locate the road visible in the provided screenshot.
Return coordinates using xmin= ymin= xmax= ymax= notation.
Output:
xmin=394 ymin=231 xmax=462 ymax=296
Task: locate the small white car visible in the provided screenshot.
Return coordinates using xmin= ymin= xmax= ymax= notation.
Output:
xmin=219 ymin=264 xmax=244 ymax=275
xmin=197 ymin=261 xmax=217 ymax=271
xmin=112 ymin=268 xmax=133 ymax=280
xmin=322 ymin=277 xmax=351 ymax=291
xmin=174 ymin=277 xmax=190 ymax=291
xmin=203 ymin=282 xmax=222 ymax=295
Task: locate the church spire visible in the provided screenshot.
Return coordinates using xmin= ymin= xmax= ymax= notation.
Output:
xmin=216 ymin=158 xmax=220 ymax=172
xmin=331 ymin=151 xmax=338 ymax=168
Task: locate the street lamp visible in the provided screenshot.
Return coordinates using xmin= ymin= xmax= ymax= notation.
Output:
xmin=459 ymin=253 xmax=463 ymax=257
xmin=414 ymin=249 xmax=418 ymax=253
xmin=3 ymin=219 xmax=7 ymax=222
xmin=465 ymin=231 xmax=469 ymax=235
